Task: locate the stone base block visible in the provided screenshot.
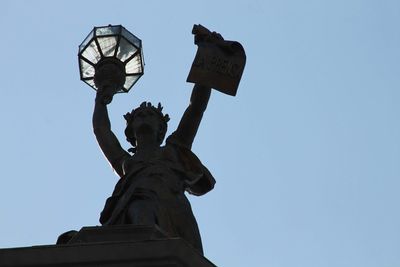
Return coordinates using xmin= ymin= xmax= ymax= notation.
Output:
xmin=0 ymin=225 xmax=216 ymax=267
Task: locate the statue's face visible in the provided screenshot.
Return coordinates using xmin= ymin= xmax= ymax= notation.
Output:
xmin=130 ymin=108 xmax=163 ymax=140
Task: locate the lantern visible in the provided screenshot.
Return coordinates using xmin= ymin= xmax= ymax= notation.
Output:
xmin=78 ymin=25 xmax=144 ymax=97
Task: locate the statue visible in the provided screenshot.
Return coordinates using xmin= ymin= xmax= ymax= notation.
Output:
xmin=90 ymin=25 xmax=245 ymax=255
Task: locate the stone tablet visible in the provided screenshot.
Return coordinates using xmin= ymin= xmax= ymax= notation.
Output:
xmin=187 ymin=24 xmax=246 ymax=96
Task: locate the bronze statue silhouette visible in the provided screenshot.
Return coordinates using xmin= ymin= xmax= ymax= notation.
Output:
xmin=91 ymin=26 xmax=245 ymax=254
xmin=93 ymin=82 xmax=214 ymax=253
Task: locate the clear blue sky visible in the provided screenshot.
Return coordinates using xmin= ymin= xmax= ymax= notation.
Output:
xmin=1 ymin=1 xmax=399 ymax=266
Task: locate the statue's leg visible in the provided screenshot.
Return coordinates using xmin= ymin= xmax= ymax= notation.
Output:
xmin=125 ymin=192 xmax=159 ymax=225
xmin=168 ymin=193 xmax=204 ymax=254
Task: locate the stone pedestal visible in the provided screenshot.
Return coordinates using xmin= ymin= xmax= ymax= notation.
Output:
xmin=0 ymin=225 xmax=216 ymax=267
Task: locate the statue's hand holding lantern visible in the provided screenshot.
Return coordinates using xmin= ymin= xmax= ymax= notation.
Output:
xmin=78 ymin=25 xmax=144 ymax=104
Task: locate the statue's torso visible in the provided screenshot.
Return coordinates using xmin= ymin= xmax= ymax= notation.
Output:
xmin=121 ymin=145 xmax=185 ymax=196
xmin=100 ymin=139 xmax=215 ymax=257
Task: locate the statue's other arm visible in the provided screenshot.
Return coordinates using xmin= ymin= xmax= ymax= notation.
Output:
xmin=173 ymin=84 xmax=211 ymax=149
xmin=92 ymin=95 xmax=130 ymax=177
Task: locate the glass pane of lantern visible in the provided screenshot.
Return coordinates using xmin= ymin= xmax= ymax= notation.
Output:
xmin=121 ymin=27 xmax=141 ymax=49
xmin=117 ymin=37 xmax=137 ymax=62
xmin=97 ymin=36 xmax=118 ymax=57
xmin=124 ymin=75 xmax=140 ymax=90
xmin=84 ymin=78 xmax=97 ymax=90
xmin=125 ymin=54 xmax=143 ymax=74
xmin=95 ymin=25 xmax=121 ymax=36
xmin=79 ymin=58 xmax=95 ymax=78
xmin=79 ymin=30 xmax=94 ymax=52
xmin=82 ymin=40 xmax=101 ymax=64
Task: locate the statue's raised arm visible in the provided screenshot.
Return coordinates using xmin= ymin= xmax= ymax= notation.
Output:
xmin=172 ymin=26 xmax=237 ymax=149
xmin=92 ymin=90 xmax=130 ymax=178
xmin=172 ymin=84 xmax=211 ymax=149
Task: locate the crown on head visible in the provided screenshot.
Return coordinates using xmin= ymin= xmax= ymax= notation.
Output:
xmin=124 ymin=101 xmax=170 ymax=125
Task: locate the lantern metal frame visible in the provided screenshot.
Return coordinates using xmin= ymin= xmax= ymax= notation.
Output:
xmin=78 ymin=25 xmax=144 ymax=93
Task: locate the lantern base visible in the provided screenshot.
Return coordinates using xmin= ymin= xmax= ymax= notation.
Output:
xmin=94 ymin=57 xmax=126 ymax=93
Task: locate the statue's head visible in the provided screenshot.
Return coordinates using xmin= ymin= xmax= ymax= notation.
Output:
xmin=124 ymin=101 xmax=170 ymax=149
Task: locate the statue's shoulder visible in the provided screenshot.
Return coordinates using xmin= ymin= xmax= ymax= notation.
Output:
xmin=164 ymin=132 xmax=215 ymax=196
xmin=165 ymin=132 xmax=189 ymax=150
